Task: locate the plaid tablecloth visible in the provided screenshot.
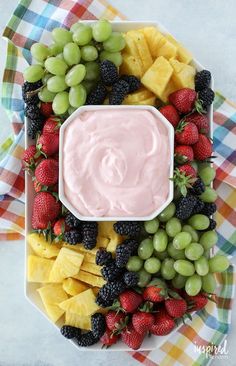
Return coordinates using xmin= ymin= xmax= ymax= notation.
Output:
xmin=0 ymin=1 xmax=235 ymax=365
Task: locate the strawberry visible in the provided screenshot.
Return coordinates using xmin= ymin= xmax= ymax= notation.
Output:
xmin=173 ymin=164 xmax=197 ymax=196
xmin=22 ymin=145 xmax=40 ymax=170
xmin=121 ymin=324 xmax=144 ymax=350
xmin=159 ymin=105 xmax=180 ymax=128
xmin=165 ymin=298 xmax=187 ymax=318
xmin=169 ymin=88 xmax=197 ymax=114
xmin=105 ymin=311 xmax=126 ymax=332
xmin=186 ymin=293 xmax=208 ymax=312
xmin=192 ymin=134 xmax=212 ymax=161
xmin=40 ymin=102 xmax=53 ymax=117
xmin=32 ymin=192 xmax=61 ymax=229
xmin=33 ymin=179 xmax=43 ymax=193
xmin=178 ymin=164 xmax=197 ymax=178
xmin=150 ymin=309 xmax=175 ymax=336
xmin=175 ymin=121 xmax=199 ymax=145
xmin=175 ymin=145 xmax=194 ymax=163
xmin=42 ymin=116 xmax=62 ymax=135
xmin=53 ymin=218 xmax=69 ymax=236
xmin=132 ymin=311 xmax=155 ymax=334
xmin=119 ymin=290 xmax=143 ymax=313
xmin=142 ymin=284 xmax=166 ymax=303
xmin=185 ymin=112 xmax=209 ymax=135
xmin=37 ymin=133 xmax=59 ymax=156
xmin=35 ymin=158 xmax=59 ymax=186
xmin=100 ymin=328 xmax=119 ymax=347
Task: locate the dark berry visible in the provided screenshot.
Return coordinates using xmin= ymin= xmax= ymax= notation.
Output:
xmin=115 ymin=239 xmax=139 ymax=268
xmin=175 ymin=195 xmax=197 ymax=220
xmin=64 ymin=230 xmax=82 ymax=245
xmin=190 ymin=178 xmax=205 ymax=195
xmin=25 ymin=104 xmax=41 ymax=120
xmin=76 ymin=331 xmax=99 ymax=347
xmin=96 ymin=294 xmax=114 ymax=308
xmin=98 ymin=280 xmax=126 ymax=303
xmin=100 ymin=60 xmax=119 ymax=86
xmin=123 ymin=271 xmax=139 ymax=287
xmin=208 ymin=218 xmax=217 ymax=230
xmin=22 ymin=80 xmax=42 ymax=103
xmin=113 ymin=221 xmax=141 ymax=236
xmin=101 ymin=260 xmax=123 ymax=281
xmin=27 ymin=118 xmax=44 ymax=139
xmin=120 ymin=75 xmax=141 ymax=93
xmin=86 ymin=82 xmax=107 ymax=105
xmin=65 ymin=212 xmax=81 ymax=228
xmin=82 ymin=221 xmax=98 ymax=250
xmin=109 ymin=80 xmax=129 ymax=105
xmin=201 ymin=203 xmax=217 ymax=217
xmin=60 ymin=325 xmax=81 ymax=339
xmin=191 ymin=197 xmax=205 ymax=214
xmin=96 ymin=248 xmax=112 ymax=266
xmin=91 ymin=313 xmax=106 ymax=338
xmin=198 ymin=88 xmax=215 ymax=108
xmin=195 ymin=70 xmax=211 ymax=92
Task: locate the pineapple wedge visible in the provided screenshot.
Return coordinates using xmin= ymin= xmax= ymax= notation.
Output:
xmin=123 ymin=87 xmax=155 ymax=104
xmin=59 ymin=289 xmax=99 ymax=316
xmin=63 ymin=278 xmax=88 ymax=296
xmin=127 ymin=31 xmax=153 ymax=73
xmin=169 ymin=58 xmax=195 ymax=89
xmin=131 ymin=96 xmax=156 ymax=106
xmin=28 ymin=255 xmax=55 ymax=283
xmin=65 ymin=311 xmax=91 ymax=330
xmin=141 ymin=56 xmax=173 ymax=98
xmin=49 ymin=247 xmax=84 ymax=282
xmin=98 ymin=221 xmax=123 ymax=253
xmin=140 ymin=27 xmax=166 ymax=58
xmin=123 ymin=33 xmax=140 ymax=59
xmin=28 ymin=233 xmax=61 ymax=258
xmin=156 ymin=38 xmax=177 ymax=60
xmin=63 ymin=243 xmax=98 ymax=256
xmin=73 ymin=271 xmax=106 ymax=288
xmin=160 ymin=79 xmax=177 ymax=103
xmin=166 ymin=34 xmax=192 ymax=64
xmin=120 ymin=53 xmax=143 ymax=78
xmin=81 ymin=262 xmax=102 ymax=276
xmin=37 ymin=284 xmax=68 ymax=323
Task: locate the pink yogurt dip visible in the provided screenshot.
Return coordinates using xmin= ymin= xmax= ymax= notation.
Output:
xmin=62 ymin=108 xmax=171 ymax=217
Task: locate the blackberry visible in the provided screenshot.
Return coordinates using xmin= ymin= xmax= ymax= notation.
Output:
xmin=86 ymin=82 xmax=107 ymax=105
xmin=113 ymin=221 xmax=141 ymax=236
xmin=96 ymin=248 xmax=112 ymax=266
xmin=207 ymin=218 xmax=217 ymax=230
xmin=191 ymin=197 xmax=205 ymax=214
xmin=27 ymin=118 xmax=44 ymax=139
xmin=101 ymin=259 xmax=123 ymax=281
xmin=64 ymin=230 xmax=82 ymax=245
xmin=120 ymin=75 xmax=141 ymax=93
xmin=22 ymin=80 xmax=42 ymax=103
xmin=190 ymin=178 xmax=205 ymax=195
xmin=60 ymin=325 xmax=81 ymax=339
xmin=109 ymin=80 xmax=129 ymax=105
xmin=198 ymin=88 xmax=215 ymax=108
xmin=123 ymin=271 xmax=138 ymax=287
xmin=65 ymin=212 xmax=81 ymax=228
xmin=25 ymin=104 xmax=41 ymax=120
xmin=115 ymin=239 xmax=139 ymax=268
xmin=175 ymin=195 xmax=197 ymax=220
xmin=95 ymin=294 xmax=114 ymax=308
xmin=98 ymin=280 xmax=126 ymax=302
xmin=76 ymin=331 xmax=99 ymax=347
xmin=195 ymin=70 xmax=211 ymax=92
xmin=201 ymin=202 xmax=217 ymax=217
xmin=100 ymin=60 xmax=119 ymax=86
xmin=82 ymin=221 xmax=98 ymax=250
xmin=91 ymin=313 xmax=106 ymax=338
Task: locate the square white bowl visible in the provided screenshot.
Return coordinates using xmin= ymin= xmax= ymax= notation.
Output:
xmin=25 ymin=20 xmax=214 ymax=351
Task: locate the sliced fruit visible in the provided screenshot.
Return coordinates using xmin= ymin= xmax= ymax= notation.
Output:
xmin=127 ymin=31 xmax=153 ymax=73
xmin=123 ymin=33 xmax=140 ymax=59
xmin=65 ymin=311 xmax=91 ymax=330
xmin=123 ymin=87 xmax=155 ymax=104
xmin=81 ymin=262 xmax=102 ymax=276
xmin=27 ymin=255 xmax=55 ymax=283
xmin=63 ymin=242 xmax=98 ymax=256
xmin=49 ymin=247 xmax=84 ymax=282
xmin=59 ymin=289 xmax=100 ymax=316
xmin=27 ymin=233 xmax=61 ymax=258
xmin=161 ymin=79 xmax=177 ymax=103
xmin=98 ymin=221 xmax=124 ymax=253
xmin=120 ymin=53 xmax=143 ymax=78
xmin=73 ymin=270 xmax=106 ymax=287
xmin=166 ymin=34 xmax=192 ymax=64
xmin=140 ymin=27 xmax=165 ymax=58
xmin=157 ymin=38 xmax=177 ymax=60
xmin=169 ymin=58 xmax=195 ymax=89
xmin=62 ymin=277 xmax=88 ymax=296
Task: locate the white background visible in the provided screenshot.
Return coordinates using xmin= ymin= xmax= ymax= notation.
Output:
xmin=0 ymin=1 xmax=235 ymax=365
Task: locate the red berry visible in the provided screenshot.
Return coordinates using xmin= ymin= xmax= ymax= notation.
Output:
xmin=185 ymin=112 xmax=209 ymax=135
xmin=165 ymin=298 xmax=187 ymax=318
xmin=192 ymin=134 xmax=212 ymax=161
xmin=35 ymin=158 xmax=59 ymax=187
xmin=169 ymin=88 xmax=197 ymax=114
xmin=40 ymin=102 xmax=53 ymax=117
xmin=175 ymin=122 xmax=199 ymax=145
xmin=175 ymin=145 xmax=194 ymax=163
xmin=33 ymin=179 xmax=43 ymax=193
xmin=22 ymin=145 xmax=40 ymax=171
xmin=32 ymin=192 xmax=61 ymax=230
xmin=132 ymin=312 xmax=155 ymax=335
xmin=150 ymin=309 xmax=175 ymax=336
xmin=42 ymin=116 xmax=62 ymax=135
xmin=178 ymin=164 xmax=197 ymax=178
xmin=100 ymin=328 xmax=119 ymax=346
xmin=105 ymin=311 xmax=126 ymax=332
xmin=143 ymin=285 xmax=166 ymax=303
xmin=159 ymin=105 xmax=180 ymax=128
xmin=37 ymin=133 xmax=59 ymax=156
xmin=53 ymin=218 xmax=68 ymax=236
xmin=185 ymin=293 xmax=208 ymax=312
xmin=119 ymin=290 xmax=143 ymax=313
xmin=121 ymin=324 xmax=144 ymax=350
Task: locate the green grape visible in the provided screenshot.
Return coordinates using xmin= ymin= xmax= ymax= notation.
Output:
xmin=48 ymin=43 xmax=63 ymax=56
xmin=69 ymin=84 xmax=87 ymax=108
xmin=52 ymin=91 xmax=69 ymax=115
xmin=52 ymin=27 xmax=73 ymax=46
xmin=31 ymin=43 xmax=49 ymax=62
xmin=68 ymin=106 xmax=77 ymax=115
xmin=137 ymin=268 xmax=151 ymax=287
xmin=158 ymin=202 xmax=176 ymax=222
xmin=154 ymin=250 xmax=169 ymax=260
xmin=126 ymin=256 xmax=143 ymax=272
xmin=84 ymin=62 xmax=100 ymax=81
xmin=173 ymin=232 xmax=192 ymax=250
xmin=56 ymin=53 xmax=65 ymax=61
xmin=174 ymin=259 xmax=195 ymax=276
xmin=70 ymin=22 xmax=82 ymax=33
xmin=199 ymin=187 xmax=217 ymax=203
xmin=166 ymin=217 xmax=182 ymax=237
xmin=204 ymin=249 xmax=211 ymax=259
xmin=185 ymin=243 xmax=204 ymax=261
xmin=161 ymin=258 xmax=176 ymax=280
xmin=23 ymin=64 xmax=44 ymax=82
xmin=195 ymin=256 xmax=209 ymax=276
xmin=138 ymin=238 xmax=154 ymax=260
xmin=73 ymin=25 xmax=93 ymax=46
xmin=172 ymin=274 xmax=187 ymax=289
xmin=82 ymin=80 xmax=97 ymax=94
xmin=167 ymin=242 xmax=185 ymax=260
xmin=47 ymin=75 xmax=67 ymax=92
xmin=208 ymin=255 xmax=230 ymax=273
xmin=188 ymin=214 xmax=210 ymax=230
xmin=199 ymin=230 xmax=218 ymax=250
xmin=202 ymin=273 xmax=216 ymax=293
xmin=182 ymin=224 xmax=199 ymax=242
xmin=198 ymin=164 xmax=216 ymax=185
xmin=99 ymin=50 xmax=123 ymax=67
xmin=38 ymin=86 xmax=56 ymax=102
xmin=185 ymin=274 xmax=202 ymax=296
xmin=144 ymin=257 xmax=161 ymax=274
xmin=81 ymin=45 xmax=98 ymax=61
xmin=65 ymin=64 xmax=86 ymax=87
xmin=63 ymin=42 xmax=81 ymax=66
xmin=103 ymin=32 xmax=126 ymax=52
xmin=45 ymin=57 xmax=68 ymax=76
xmin=153 ymin=229 xmax=168 ymax=252
xmin=144 ymin=218 xmax=159 ymax=234
xmin=92 ymin=19 xmax=112 ymax=42
xmin=42 ymin=73 xmax=53 ymax=84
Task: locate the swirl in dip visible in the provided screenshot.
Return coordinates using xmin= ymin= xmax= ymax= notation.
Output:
xmin=62 ymin=108 xmax=172 ymax=218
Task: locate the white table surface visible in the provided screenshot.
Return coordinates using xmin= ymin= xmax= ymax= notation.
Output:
xmin=0 ymin=1 xmax=235 ymax=365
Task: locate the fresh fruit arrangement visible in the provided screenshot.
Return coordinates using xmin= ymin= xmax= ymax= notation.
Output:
xmin=22 ymin=20 xmax=230 ymax=350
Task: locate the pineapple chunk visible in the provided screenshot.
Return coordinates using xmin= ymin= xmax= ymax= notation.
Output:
xmin=141 ymin=56 xmax=173 ymax=98
xmin=127 ymin=31 xmax=153 ymax=72
xmin=49 ymin=247 xmax=84 ymax=282
xmin=169 ymin=58 xmax=195 ymax=89
xmin=98 ymin=221 xmax=123 ymax=253
xmin=27 ymin=255 xmax=55 ymax=283
xmin=28 ymin=233 xmax=61 ymax=258
xmin=81 ymin=262 xmax=102 ymax=276
xmin=92 ymin=287 xmax=100 ymax=296
xmin=166 ymin=34 xmax=192 ymax=64
xmin=139 ymin=27 xmax=165 ymax=58
xmin=63 ymin=243 xmax=98 ymax=256
xmin=65 ymin=311 xmax=91 ymax=330
xmin=160 ymin=79 xmax=177 ymax=103
xmin=132 ymin=96 xmax=156 ymax=106
xmin=120 ymin=53 xmax=143 ymax=78
xmin=123 ymin=87 xmax=155 ymax=104
xmin=123 ymin=33 xmax=140 ymax=59
xmin=59 ymin=289 xmax=99 ymax=316
xmin=73 ymin=271 xmax=106 ymax=288
xmin=63 ymin=278 xmax=88 ymax=296
xmin=37 ymin=284 xmax=68 ymax=323
xmin=157 ymin=38 xmax=177 ymax=60
xmin=96 ymin=236 xmax=110 ymax=248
